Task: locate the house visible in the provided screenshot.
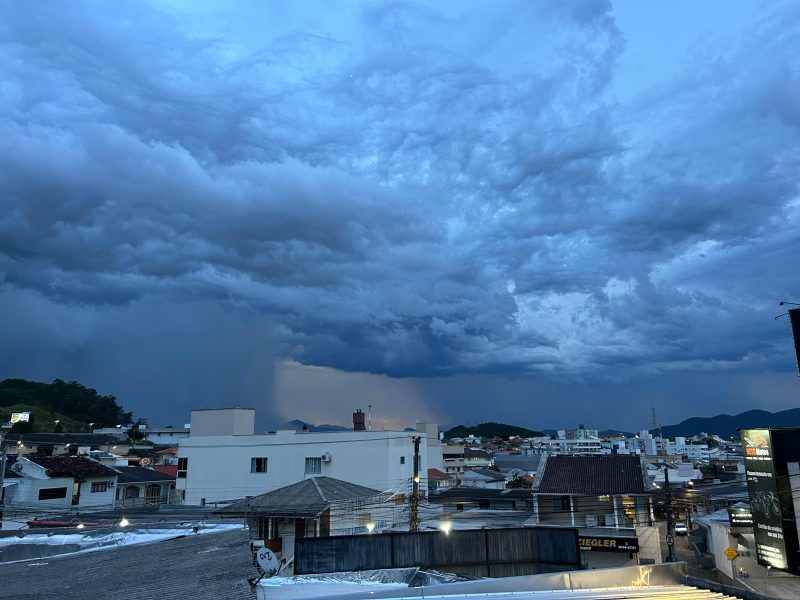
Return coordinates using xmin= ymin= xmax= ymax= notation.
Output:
xmin=176 ymin=408 xmax=442 ymax=505
xmin=115 ymin=466 xmax=177 ymax=508
xmin=442 ymin=444 xmax=466 ymax=479
xmin=2 ymin=433 xmax=130 ymax=458
xmin=217 ymin=476 xmax=395 ymax=558
xmin=492 ymin=454 xmax=541 ymax=479
xmin=530 ymin=454 xmax=654 ymax=529
xmin=430 ymin=487 xmax=533 ymax=511
xmin=142 ymin=426 xmax=190 ymax=446
xmin=529 ymin=454 xmax=660 ymax=569
xmin=156 ymin=446 xmax=179 ymax=466
xmin=463 ymin=448 xmax=493 ymax=469
xmin=3 ymin=456 xmax=118 ymax=509
xmin=427 ymin=468 xmax=455 ymax=492
xmin=462 ymin=468 xmax=506 ymax=489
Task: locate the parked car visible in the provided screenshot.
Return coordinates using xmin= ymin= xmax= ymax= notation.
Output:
xmin=674 ymin=522 xmax=688 ymax=535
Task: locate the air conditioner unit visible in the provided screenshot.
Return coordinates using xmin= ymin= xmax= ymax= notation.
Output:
xmin=321 ymin=452 xmax=332 ymax=463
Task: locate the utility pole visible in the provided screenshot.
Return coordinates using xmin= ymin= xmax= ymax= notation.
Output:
xmin=664 ymin=466 xmax=676 ymax=562
xmin=0 ymin=432 xmax=6 ymax=530
xmin=410 ymin=436 xmax=421 ymax=533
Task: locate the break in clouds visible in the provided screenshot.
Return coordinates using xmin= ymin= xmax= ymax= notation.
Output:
xmin=1 ymin=1 xmax=799 ymax=425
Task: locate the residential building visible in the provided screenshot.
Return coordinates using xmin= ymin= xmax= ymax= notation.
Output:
xmin=461 ymin=468 xmax=506 ymax=489
xmin=530 ymin=454 xmax=654 ymax=529
xmin=463 ymin=448 xmax=492 ymax=469
xmin=115 ymin=466 xmax=177 ymax=508
xmin=427 ymin=468 xmax=456 ymax=492
xmin=430 ymin=487 xmax=533 ymax=511
xmin=142 ymin=426 xmax=191 ymax=446
xmin=527 ymin=436 xmax=604 ymax=456
xmin=492 ymin=454 xmax=541 ymax=478
xmin=443 ymin=444 xmax=466 ymax=479
xmin=218 ymin=476 xmax=397 ymax=558
xmin=176 ymin=408 xmax=436 ymax=505
xmin=1 ymin=433 xmax=129 ymax=458
xmin=3 ymin=455 xmax=118 ymax=510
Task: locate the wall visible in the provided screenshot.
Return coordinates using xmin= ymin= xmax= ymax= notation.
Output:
xmin=294 ymin=526 xmax=580 ymax=576
xmin=178 ymin=429 xmax=430 ymax=505
xmin=189 ymin=408 xmax=255 ymax=437
xmin=77 ymin=477 xmax=116 ymax=508
xmin=11 ymin=475 xmax=75 ymax=509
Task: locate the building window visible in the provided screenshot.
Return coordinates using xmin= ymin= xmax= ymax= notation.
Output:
xmin=560 ymin=496 xmax=572 ymax=511
xmin=177 ymin=457 xmax=188 ymax=478
xmin=38 ymin=487 xmax=68 ymax=500
xmin=91 ymin=482 xmax=108 ymax=493
xmin=400 ymin=456 xmax=406 ymax=465
xmin=305 ymin=457 xmax=322 ymax=474
xmin=251 ymin=457 xmax=268 ymax=473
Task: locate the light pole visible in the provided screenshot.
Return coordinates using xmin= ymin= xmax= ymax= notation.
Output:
xmin=0 ymin=432 xmax=5 ymax=529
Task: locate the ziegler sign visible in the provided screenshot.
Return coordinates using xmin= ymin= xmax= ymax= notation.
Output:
xmin=578 ymin=536 xmax=639 ymax=553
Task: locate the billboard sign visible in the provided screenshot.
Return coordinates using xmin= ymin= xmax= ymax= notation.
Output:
xmin=741 ymin=429 xmax=789 ymax=570
xmin=10 ymin=412 xmax=32 ymax=424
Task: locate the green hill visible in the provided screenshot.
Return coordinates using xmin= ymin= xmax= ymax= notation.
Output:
xmin=0 ymin=378 xmax=132 ymax=431
xmin=443 ymin=422 xmax=544 ymax=439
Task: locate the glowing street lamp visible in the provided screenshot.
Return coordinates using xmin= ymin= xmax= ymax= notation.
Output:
xmin=440 ymin=521 xmax=452 ymax=534
xmin=366 ymin=522 xmax=375 ymax=533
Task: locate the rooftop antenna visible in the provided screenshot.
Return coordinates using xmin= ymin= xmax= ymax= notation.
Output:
xmin=651 ymin=407 xmax=662 ymax=440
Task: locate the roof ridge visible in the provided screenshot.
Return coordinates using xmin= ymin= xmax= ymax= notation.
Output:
xmin=310 ymin=475 xmax=326 ymax=502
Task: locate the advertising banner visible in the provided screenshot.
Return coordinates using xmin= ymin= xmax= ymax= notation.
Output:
xmin=741 ymin=429 xmax=789 ymax=570
xmin=578 ymin=535 xmax=639 ymax=553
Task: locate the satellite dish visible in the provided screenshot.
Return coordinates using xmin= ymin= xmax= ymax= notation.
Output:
xmin=256 ymin=546 xmax=279 ymax=577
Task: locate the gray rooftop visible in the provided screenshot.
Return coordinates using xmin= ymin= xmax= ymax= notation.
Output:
xmin=0 ymin=528 xmax=254 ymax=600
xmin=116 ymin=466 xmax=177 ymax=484
xmin=219 ymin=476 xmax=385 ymax=517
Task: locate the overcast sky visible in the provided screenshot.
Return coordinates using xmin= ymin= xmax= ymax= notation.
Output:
xmin=1 ymin=1 xmax=799 ymax=432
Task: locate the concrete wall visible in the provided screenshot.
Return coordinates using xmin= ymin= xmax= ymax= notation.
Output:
xmin=178 ymin=429 xmax=430 ymax=505
xmin=189 ymin=408 xmax=255 ymax=437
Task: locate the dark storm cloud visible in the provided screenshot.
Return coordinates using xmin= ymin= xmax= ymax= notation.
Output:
xmin=1 ymin=0 xmax=799 ymax=424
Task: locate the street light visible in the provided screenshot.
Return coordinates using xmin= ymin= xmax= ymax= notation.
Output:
xmin=366 ymin=522 xmax=375 ymax=533
xmin=440 ymin=521 xmax=452 ymax=534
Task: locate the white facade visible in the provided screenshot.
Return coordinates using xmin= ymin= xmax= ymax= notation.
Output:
xmin=5 ymin=458 xmax=117 ymax=509
xmin=143 ymin=427 xmax=190 ymax=446
xmin=528 ymin=438 xmax=604 ymax=455
xmin=177 ymin=408 xmax=437 ymax=505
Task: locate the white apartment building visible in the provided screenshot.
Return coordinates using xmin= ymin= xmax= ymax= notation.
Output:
xmin=142 ymin=426 xmax=191 ymax=446
xmin=176 ymin=408 xmax=441 ymax=506
xmin=527 ymin=437 xmax=604 ymax=455
xmin=664 ymin=437 xmax=710 ymax=460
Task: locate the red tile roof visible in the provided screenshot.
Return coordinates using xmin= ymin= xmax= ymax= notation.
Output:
xmin=536 ymin=455 xmax=647 ymax=495
xmin=153 ymin=465 xmax=178 ymax=478
xmin=427 ymin=468 xmax=452 ymax=480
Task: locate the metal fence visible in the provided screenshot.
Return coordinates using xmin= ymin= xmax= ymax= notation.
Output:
xmin=295 ymin=526 xmax=580 ymax=576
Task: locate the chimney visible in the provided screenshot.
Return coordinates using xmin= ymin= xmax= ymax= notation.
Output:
xmin=353 ymin=409 xmax=366 ymax=431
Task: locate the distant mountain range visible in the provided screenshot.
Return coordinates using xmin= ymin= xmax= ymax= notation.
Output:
xmin=280 ymin=419 xmax=351 ymax=432
xmin=284 ymin=407 xmax=800 ymax=440
xmin=655 ymin=408 xmax=800 ymax=440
